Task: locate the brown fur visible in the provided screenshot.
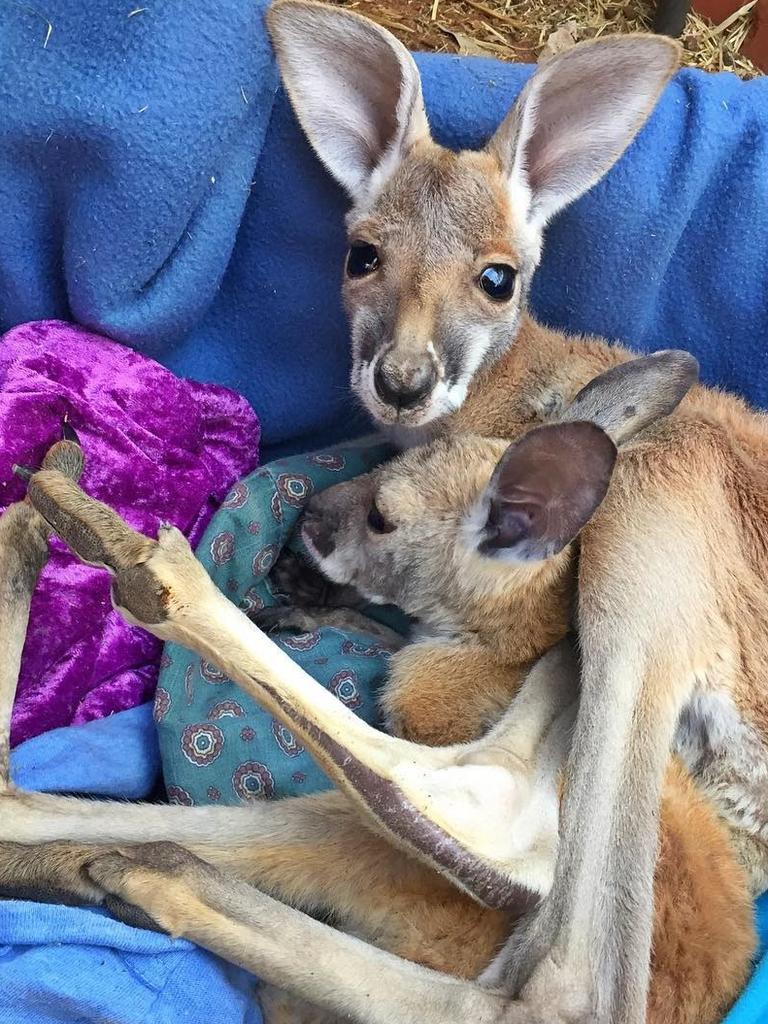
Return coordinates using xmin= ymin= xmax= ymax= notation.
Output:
xmin=367 ymin=472 xmax=755 ymax=1022
xmin=383 ymin=646 xmax=755 ymax=1024
xmin=447 ymin=318 xmax=768 ymax=792
xmin=427 ymin=325 xmax=768 ymax=1014
xmin=244 ymin=410 xmax=757 ymax=1021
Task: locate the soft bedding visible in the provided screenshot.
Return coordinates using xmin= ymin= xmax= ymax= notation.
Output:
xmin=0 ymin=320 xmax=260 ymax=745
xmin=157 ymin=440 xmax=405 ymax=803
xmin=2 ymin=706 xmax=262 ymax=1024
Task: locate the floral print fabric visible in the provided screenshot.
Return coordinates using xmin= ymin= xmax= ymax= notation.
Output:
xmin=156 ymin=441 xmax=408 ymax=803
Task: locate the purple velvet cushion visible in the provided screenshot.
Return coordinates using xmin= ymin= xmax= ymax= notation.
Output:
xmin=0 ymin=320 xmax=260 ymax=746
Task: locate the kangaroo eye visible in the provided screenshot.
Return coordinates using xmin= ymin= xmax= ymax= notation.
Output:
xmin=347 ymin=242 xmax=380 ymax=278
xmin=478 ymin=264 xmax=516 ymax=301
xmin=367 ymin=500 xmax=395 ymax=535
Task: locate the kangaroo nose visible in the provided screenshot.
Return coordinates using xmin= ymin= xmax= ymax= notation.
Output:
xmin=373 ymin=354 xmax=437 ymax=410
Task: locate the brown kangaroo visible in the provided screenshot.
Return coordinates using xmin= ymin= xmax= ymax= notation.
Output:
xmin=0 ymin=356 xmax=755 ymax=1024
xmin=268 ymin=4 xmax=768 ymax=1021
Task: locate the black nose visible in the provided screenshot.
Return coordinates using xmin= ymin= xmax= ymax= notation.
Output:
xmin=373 ymin=358 xmax=437 ymax=410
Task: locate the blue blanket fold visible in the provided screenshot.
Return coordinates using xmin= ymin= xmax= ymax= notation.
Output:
xmin=2 ymin=706 xmax=262 ymax=1024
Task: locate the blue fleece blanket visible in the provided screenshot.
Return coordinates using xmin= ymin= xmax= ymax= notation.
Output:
xmin=1 ymin=0 xmax=768 ymax=456
xmin=2 ymin=704 xmax=766 ymax=1023
xmin=2 ymin=705 xmax=262 ymax=1023
xmin=2 ymin=0 xmax=768 ymax=1019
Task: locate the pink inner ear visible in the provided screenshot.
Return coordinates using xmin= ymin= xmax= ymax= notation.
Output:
xmin=480 ymin=504 xmax=533 ymax=555
xmin=268 ymin=5 xmax=427 ymax=196
xmin=488 ymin=37 xmax=677 ymax=224
xmin=523 ymin=63 xmax=617 ymax=185
xmin=487 ymin=422 xmax=617 ymax=559
xmin=343 ymin=45 xmax=403 ymax=169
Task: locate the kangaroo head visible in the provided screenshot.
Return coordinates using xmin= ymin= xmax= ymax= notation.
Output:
xmin=298 ymin=351 xmax=696 ymax=634
xmin=268 ymin=0 xmax=680 ymax=430
xmin=300 ymin=423 xmax=616 ymax=636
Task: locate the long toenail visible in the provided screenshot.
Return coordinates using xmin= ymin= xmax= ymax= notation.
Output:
xmin=62 ymin=416 xmax=80 ymax=444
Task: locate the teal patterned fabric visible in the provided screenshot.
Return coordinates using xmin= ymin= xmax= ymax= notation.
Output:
xmin=155 ymin=441 xmax=407 ymax=804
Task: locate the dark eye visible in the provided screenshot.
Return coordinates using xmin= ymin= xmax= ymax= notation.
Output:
xmin=367 ymin=500 xmax=395 ymax=535
xmin=347 ymin=242 xmax=380 ymax=278
xmin=478 ymin=264 xmax=516 ymax=301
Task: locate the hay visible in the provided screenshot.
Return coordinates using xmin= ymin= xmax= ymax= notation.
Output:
xmin=334 ymin=0 xmax=762 ymax=78
xmin=5 ymin=1 xmax=54 ymax=48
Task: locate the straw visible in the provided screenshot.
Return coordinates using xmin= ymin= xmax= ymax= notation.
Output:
xmin=336 ymin=0 xmax=762 ymax=77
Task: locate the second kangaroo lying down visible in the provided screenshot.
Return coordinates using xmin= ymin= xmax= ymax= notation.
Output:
xmin=0 ymin=358 xmax=752 ymax=1024
xmin=256 ymin=355 xmax=755 ymax=1023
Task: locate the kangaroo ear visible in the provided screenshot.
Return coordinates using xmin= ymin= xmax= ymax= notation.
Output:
xmin=560 ymin=350 xmax=699 ymax=445
xmin=267 ymin=0 xmax=429 ymax=200
xmin=472 ymin=422 xmax=617 ymax=562
xmin=488 ymin=35 xmax=680 ymax=230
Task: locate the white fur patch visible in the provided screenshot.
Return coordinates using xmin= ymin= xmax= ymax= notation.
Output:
xmin=354 ymin=359 xmax=468 ymax=431
xmin=300 ymin=530 xmax=349 ymax=586
xmin=461 ymin=494 xmax=490 ymax=555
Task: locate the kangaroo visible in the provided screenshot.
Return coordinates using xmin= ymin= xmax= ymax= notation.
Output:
xmin=262 ymin=352 xmax=756 ymax=1024
xmin=266 ymin=1 xmax=681 ymax=445
xmin=0 ymin=358 xmax=755 ymax=1024
xmin=265 ymin=4 xmax=768 ymax=1022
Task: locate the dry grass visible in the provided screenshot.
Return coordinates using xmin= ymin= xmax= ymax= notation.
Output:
xmin=332 ymin=0 xmax=762 ymax=77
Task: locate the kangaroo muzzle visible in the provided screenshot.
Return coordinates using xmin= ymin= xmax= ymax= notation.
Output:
xmin=373 ymin=348 xmax=439 ymax=411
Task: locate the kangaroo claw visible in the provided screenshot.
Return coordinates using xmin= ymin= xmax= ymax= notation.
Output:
xmin=61 ymin=416 xmax=80 ymax=445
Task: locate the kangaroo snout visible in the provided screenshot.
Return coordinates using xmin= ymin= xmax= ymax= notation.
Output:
xmin=373 ymin=349 xmax=438 ymax=410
